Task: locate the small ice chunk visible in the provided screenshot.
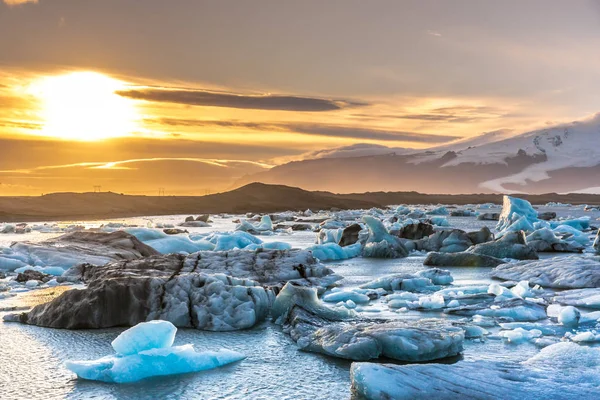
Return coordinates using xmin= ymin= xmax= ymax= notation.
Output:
xmin=558 ymin=306 xmax=581 ymax=327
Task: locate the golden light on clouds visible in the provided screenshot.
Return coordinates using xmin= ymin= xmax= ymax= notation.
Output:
xmin=27 ymin=71 xmax=140 ymax=141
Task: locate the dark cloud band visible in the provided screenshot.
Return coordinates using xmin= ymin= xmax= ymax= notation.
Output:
xmin=117 ymin=87 xmax=366 ymax=112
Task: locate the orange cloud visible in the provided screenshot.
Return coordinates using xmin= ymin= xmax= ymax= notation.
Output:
xmin=3 ymin=0 xmax=38 ymax=6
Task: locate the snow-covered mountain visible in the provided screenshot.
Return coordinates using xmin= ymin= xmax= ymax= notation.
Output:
xmin=236 ymin=113 xmax=600 ymax=194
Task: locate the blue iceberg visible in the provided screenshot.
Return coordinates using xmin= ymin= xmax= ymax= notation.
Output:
xmin=65 ymin=321 xmax=244 ymax=383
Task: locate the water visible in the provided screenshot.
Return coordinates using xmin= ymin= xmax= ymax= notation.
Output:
xmin=1 ymin=205 xmax=599 ymax=399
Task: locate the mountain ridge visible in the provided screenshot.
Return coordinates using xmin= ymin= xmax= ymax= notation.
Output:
xmin=2 ymin=182 xmax=600 ymax=222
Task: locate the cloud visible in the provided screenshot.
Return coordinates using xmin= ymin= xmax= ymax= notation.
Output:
xmin=145 ymin=118 xmax=460 ymax=143
xmin=353 ymin=105 xmax=508 ymax=123
xmin=297 ymin=143 xmax=411 ymax=160
xmin=0 ymin=136 xmax=299 ymax=172
xmin=3 ymin=0 xmax=38 ymax=6
xmin=427 ymin=30 xmax=442 ymax=37
xmin=0 ymin=119 xmax=42 ymax=130
xmin=117 ymin=87 xmax=367 ymax=112
xmin=0 ymin=157 xmax=271 ymax=195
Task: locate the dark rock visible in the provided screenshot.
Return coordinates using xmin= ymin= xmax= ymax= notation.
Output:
xmin=392 ymin=222 xmax=434 ymax=240
xmin=477 ymin=213 xmax=500 ymax=221
xmin=537 ymin=211 xmax=557 ymax=221
xmin=16 ymin=269 xmax=51 ymax=283
xmin=163 ymin=228 xmax=188 ymax=235
xmin=338 ymin=223 xmax=362 ymax=246
xmin=424 ymin=252 xmax=505 ymax=268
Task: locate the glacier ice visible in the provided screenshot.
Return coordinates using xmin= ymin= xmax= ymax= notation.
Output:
xmin=307 ymin=242 xmax=362 ymax=261
xmin=492 ymin=256 xmax=600 ymax=289
xmin=111 ymin=320 xmax=177 ymax=356
xmin=65 ymin=321 xmax=244 ymax=383
xmin=361 ymin=216 xmax=408 ymax=258
xmin=281 ymin=305 xmax=464 ymax=362
xmin=351 ymin=342 xmax=600 ymax=400
xmin=428 ymin=216 xmax=450 ymax=227
xmin=558 ymin=306 xmax=581 ymax=327
xmin=497 ymin=195 xmax=538 ymax=234
xmin=552 ymin=288 xmax=600 ymax=309
xmin=467 ymin=230 xmax=538 ymax=260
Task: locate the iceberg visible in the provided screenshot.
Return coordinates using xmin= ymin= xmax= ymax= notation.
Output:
xmin=467 ymin=230 xmax=538 ymax=260
xmin=8 ymin=249 xmax=339 ymax=330
xmin=351 ymin=342 xmax=600 ymax=400
xmin=235 ymin=215 xmax=273 ymax=233
xmin=497 ymin=195 xmax=538 ymax=234
xmin=552 ymin=288 xmax=600 ymax=309
xmin=65 ymin=321 xmax=244 ymax=383
xmin=361 ymin=216 xmax=408 ymax=258
xmin=5 ymin=231 xmax=159 ymax=272
xmin=307 ymin=243 xmax=362 ymax=261
xmin=428 ymin=216 xmax=450 ymax=227
xmin=111 ymin=320 xmax=176 ymax=356
xmin=280 ymin=305 xmax=463 ymax=362
xmin=492 ymin=256 xmax=600 ymax=289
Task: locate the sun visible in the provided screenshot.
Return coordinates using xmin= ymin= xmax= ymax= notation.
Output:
xmin=28 ymin=71 xmax=139 ymax=141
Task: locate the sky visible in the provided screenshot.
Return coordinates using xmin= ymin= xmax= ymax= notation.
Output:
xmin=1 ymin=0 xmax=600 ymax=195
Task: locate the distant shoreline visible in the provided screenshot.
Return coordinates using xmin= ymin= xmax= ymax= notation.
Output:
xmin=1 ymin=182 xmax=599 ymax=223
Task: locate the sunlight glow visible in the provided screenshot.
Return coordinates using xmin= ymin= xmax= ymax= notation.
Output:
xmin=28 ymin=71 xmax=139 ymax=140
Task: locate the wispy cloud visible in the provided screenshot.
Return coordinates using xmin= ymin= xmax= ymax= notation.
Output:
xmin=0 ymin=157 xmax=273 ymax=174
xmin=427 ymin=30 xmax=442 ymax=37
xmin=145 ymin=118 xmax=459 ymax=143
xmin=117 ymin=87 xmax=367 ymax=112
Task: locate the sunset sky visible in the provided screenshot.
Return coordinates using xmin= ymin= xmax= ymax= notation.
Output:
xmin=1 ymin=0 xmax=600 ymax=195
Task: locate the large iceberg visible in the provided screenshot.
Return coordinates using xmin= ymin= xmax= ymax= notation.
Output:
xmin=275 ymin=285 xmax=464 ymax=362
xmin=66 ymin=321 xmax=244 ymax=383
xmin=0 ymin=231 xmax=159 ymax=273
xmin=6 ymin=249 xmax=339 ymax=330
xmin=350 ymin=342 xmax=600 ymax=400
xmin=492 ymin=256 xmax=600 ymax=289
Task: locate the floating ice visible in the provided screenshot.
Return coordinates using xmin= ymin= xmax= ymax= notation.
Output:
xmin=323 ymin=290 xmax=370 ymax=304
xmin=429 ymin=216 xmax=450 ymax=227
xmin=558 ymin=306 xmax=581 ymax=327
xmin=307 ymin=243 xmax=362 ymax=261
xmin=111 ymin=320 xmax=177 ymax=356
xmin=499 ymin=327 xmax=543 ymax=344
xmin=361 ymin=216 xmax=408 ymax=258
xmin=492 ymin=256 xmax=600 ymax=289
xmin=497 ymin=195 xmax=538 ymax=234
xmin=351 ymin=342 xmax=600 ymax=399
xmin=65 ymin=321 xmax=244 ymax=383
xmin=552 ymin=288 xmax=600 ymax=309
xmin=14 ymin=265 xmax=66 ymax=277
